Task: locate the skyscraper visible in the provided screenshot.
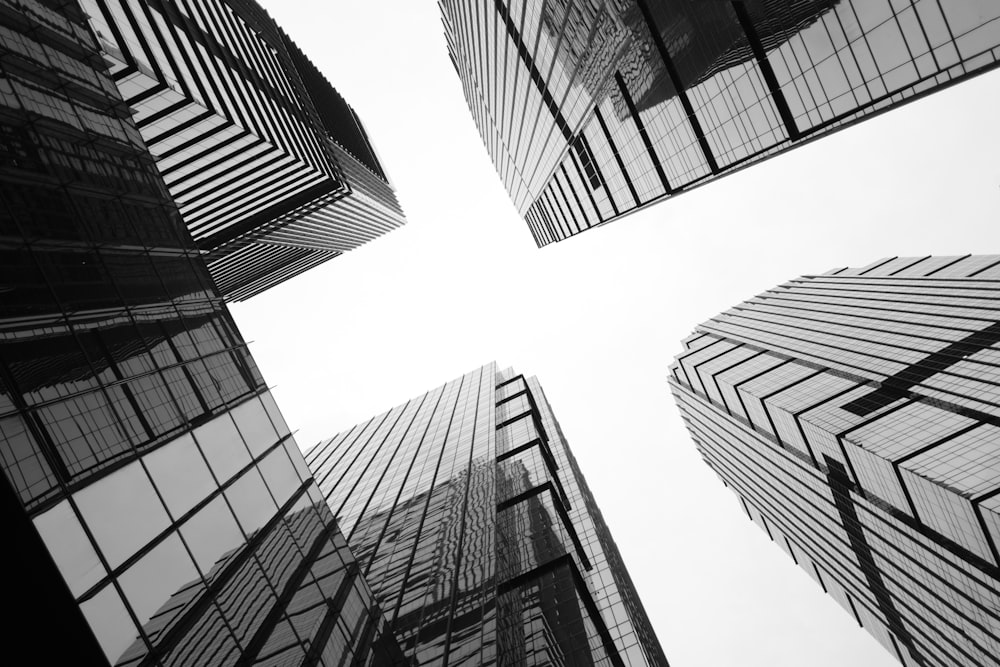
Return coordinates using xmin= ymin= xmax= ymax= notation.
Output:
xmin=0 ymin=4 xmax=400 ymax=664
xmin=440 ymin=0 xmax=1000 ymax=246
xmin=307 ymin=362 xmax=668 ymax=666
xmin=81 ymin=0 xmax=406 ymax=300
xmin=669 ymin=256 xmax=1000 ymax=666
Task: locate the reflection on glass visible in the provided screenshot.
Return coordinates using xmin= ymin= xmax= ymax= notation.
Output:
xmin=33 ymin=499 xmax=105 ymax=596
xmin=179 ymin=495 xmax=247 ymax=581
xmin=284 ymin=439 xmax=312 ymax=483
xmin=258 ymin=446 xmax=301 ymax=507
xmin=194 ymin=412 xmax=251 ymax=483
xmin=444 ymin=0 xmax=1000 ymax=245
xmin=231 ymin=397 xmax=279 ymax=458
xmin=0 ymin=413 xmax=56 ymax=505
xmin=144 ymin=433 xmax=217 ymax=518
xmin=260 ymin=391 xmax=290 ymax=438
xmin=225 ymin=467 xmax=278 ymax=537
xmin=81 ymin=584 xmax=139 ymax=663
xmin=74 ymin=460 xmax=171 ymax=568
xmin=118 ymin=534 xmax=202 ymax=643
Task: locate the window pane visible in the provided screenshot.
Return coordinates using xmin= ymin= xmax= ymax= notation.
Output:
xmin=145 ymin=433 xmax=217 ymax=519
xmin=193 ymin=412 xmax=251 ymax=483
xmin=258 ymin=446 xmax=300 ymax=507
xmin=33 ymin=499 xmax=105 ymax=596
xmin=80 ymin=584 xmax=141 ymax=664
xmin=119 ymin=533 xmax=202 ymax=644
xmin=225 ymin=468 xmax=277 ymax=537
xmin=260 ymin=391 xmax=290 ymax=438
xmin=180 ymin=495 xmax=246 ymax=582
xmin=74 ymin=460 xmax=170 ymax=568
xmin=0 ymin=414 xmax=57 ymax=505
xmin=231 ymin=397 xmax=278 ymax=457
xmin=284 ymin=439 xmax=311 ymax=483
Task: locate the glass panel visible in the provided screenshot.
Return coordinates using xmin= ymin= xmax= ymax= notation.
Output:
xmin=180 ymin=495 xmax=246 ymax=582
xmin=119 ymin=533 xmax=202 ymax=643
xmin=80 ymin=584 xmax=141 ymax=664
xmin=144 ymin=433 xmax=217 ymax=519
xmin=258 ymin=446 xmax=300 ymax=507
xmin=284 ymin=439 xmax=312 ymax=483
xmin=74 ymin=460 xmax=171 ymax=568
xmin=193 ymin=412 xmax=251 ymax=484
xmin=231 ymin=396 xmax=278 ymax=457
xmin=225 ymin=467 xmax=277 ymax=537
xmin=260 ymin=391 xmax=290 ymax=438
xmin=0 ymin=413 xmax=57 ymax=505
xmin=33 ymin=499 xmax=105 ymax=596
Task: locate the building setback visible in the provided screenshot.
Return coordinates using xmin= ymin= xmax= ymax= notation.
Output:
xmin=669 ymin=256 xmax=1000 ymax=666
xmin=307 ymin=362 xmax=668 ymax=666
xmin=440 ymin=0 xmax=1000 ymax=246
xmin=0 ymin=4 xmax=400 ymax=664
xmin=81 ymin=0 xmax=405 ymax=300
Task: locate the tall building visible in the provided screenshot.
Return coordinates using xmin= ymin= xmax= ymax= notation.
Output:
xmin=80 ymin=0 xmax=406 ymax=300
xmin=440 ymin=0 xmax=1000 ymax=246
xmin=669 ymin=256 xmax=1000 ymax=666
xmin=0 ymin=4 xmax=400 ymax=664
xmin=307 ymin=362 xmax=668 ymax=666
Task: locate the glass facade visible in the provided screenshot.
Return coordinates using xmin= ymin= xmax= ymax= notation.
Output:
xmin=440 ymin=0 xmax=1000 ymax=246
xmin=670 ymin=255 xmax=1000 ymax=666
xmin=307 ymin=362 xmax=668 ymax=666
xmin=79 ymin=0 xmax=406 ymax=300
xmin=0 ymin=4 xmax=401 ymax=664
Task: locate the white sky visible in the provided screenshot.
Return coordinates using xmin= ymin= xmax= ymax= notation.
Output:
xmin=233 ymin=2 xmax=1000 ymax=665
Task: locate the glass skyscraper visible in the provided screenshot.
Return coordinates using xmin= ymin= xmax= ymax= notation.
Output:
xmin=440 ymin=0 xmax=1000 ymax=246
xmin=0 ymin=4 xmax=400 ymax=664
xmin=80 ymin=0 xmax=406 ymax=300
xmin=307 ymin=362 xmax=668 ymax=666
xmin=670 ymin=256 xmax=1000 ymax=666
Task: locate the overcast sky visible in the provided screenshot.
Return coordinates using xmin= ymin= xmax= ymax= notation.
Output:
xmin=232 ymin=2 xmax=1000 ymax=665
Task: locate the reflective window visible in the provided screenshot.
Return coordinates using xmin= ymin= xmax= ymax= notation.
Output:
xmin=284 ymin=439 xmax=312 ymax=483
xmin=74 ymin=460 xmax=170 ymax=568
xmin=33 ymin=499 xmax=105 ymax=596
xmin=179 ymin=495 xmax=246 ymax=581
xmin=193 ymin=412 xmax=251 ymax=484
xmin=260 ymin=391 xmax=291 ymax=438
xmin=119 ymin=533 xmax=202 ymax=641
xmin=231 ymin=396 xmax=279 ymax=457
xmin=225 ymin=467 xmax=278 ymax=537
xmin=144 ymin=433 xmax=217 ymax=519
xmin=258 ymin=446 xmax=300 ymax=507
xmin=80 ymin=584 xmax=140 ymax=663
xmin=0 ymin=414 xmax=57 ymax=505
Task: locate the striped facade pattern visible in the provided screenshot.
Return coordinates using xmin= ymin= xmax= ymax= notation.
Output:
xmin=670 ymin=255 xmax=1000 ymax=666
xmin=441 ymin=0 xmax=1000 ymax=246
xmin=82 ymin=0 xmax=404 ymax=300
xmin=307 ymin=363 xmax=668 ymax=666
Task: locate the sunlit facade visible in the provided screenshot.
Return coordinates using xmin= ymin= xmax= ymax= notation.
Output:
xmin=0 ymin=4 xmax=400 ymax=664
xmin=670 ymin=256 xmax=1000 ymax=666
xmin=80 ymin=0 xmax=406 ymax=300
xmin=440 ymin=0 xmax=1000 ymax=246
xmin=307 ymin=363 xmax=668 ymax=666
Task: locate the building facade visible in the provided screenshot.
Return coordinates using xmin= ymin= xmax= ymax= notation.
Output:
xmin=307 ymin=362 xmax=668 ymax=666
xmin=670 ymin=256 xmax=1000 ymax=666
xmin=80 ymin=0 xmax=405 ymax=300
xmin=0 ymin=4 xmax=400 ymax=664
xmin=440 ymin=0 xmax=1000 ymax=246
